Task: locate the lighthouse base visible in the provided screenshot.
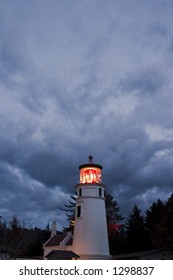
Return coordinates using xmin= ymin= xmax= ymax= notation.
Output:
xmin=78 ymin=254 xmax=112 ymax=260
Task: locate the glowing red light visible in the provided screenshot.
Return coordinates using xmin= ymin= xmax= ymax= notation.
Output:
xmin=80 ymin=167 xmax=102 ymax=184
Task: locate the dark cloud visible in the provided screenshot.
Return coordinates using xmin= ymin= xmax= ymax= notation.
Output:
xmin=118 ymin=66 xmax=167 ymax=97
xmin=0 ymin=0 xmax=173 ymax=228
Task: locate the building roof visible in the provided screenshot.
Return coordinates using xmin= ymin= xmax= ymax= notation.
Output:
xmin=44 ymin=233 xmax=68 ymax=247
xmin=45 ymin=250 xmax=80 ymax=259
xmin=79 ymin=162 xmax=102 ymax=170
xmin=79 ymin=155 xmax=102 ymax=170
xmin=66 ymin=237 xmax=73 ymax=246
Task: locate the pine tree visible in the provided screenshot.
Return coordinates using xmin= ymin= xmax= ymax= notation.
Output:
xmin=157 ymin=193 xmax=173 ymax=250
xmin=60 ymin=193 xmax=77 ymax=232
xmin=104 ymin=193 xmax=125 ymax=254
xmin=9 ymin=215 xmax=21 ymax=231
xmin=145 ymin=199 xmax=165 ymax=248
xmin=125 ymin=205 xmax=150 ymax=253
xmin=105 ymin=193 xmax=123 ymax=224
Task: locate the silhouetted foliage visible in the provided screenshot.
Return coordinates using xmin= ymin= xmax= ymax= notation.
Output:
xmin=155 ymin=193 xmax=173 ymax=250
xmin=145 ymin=199 xmax=165 ymax=248
xmin=125 ymin=205 xmax=151 ymax=253
xmin=1 ymin=192 xmax=173 ymax=258
xmin=105 ymin=193 xmax=124 ymax=224
xmin=60 ymin=193 xmax=77 ymax=232
xmin=104 ymin=193 xmax=124 ymax=255
xmin=0 ymin=216 xmax=50 ymax=259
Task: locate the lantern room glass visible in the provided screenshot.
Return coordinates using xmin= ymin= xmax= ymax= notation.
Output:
xmin=80 ymin=167 xmax=102 ymax=184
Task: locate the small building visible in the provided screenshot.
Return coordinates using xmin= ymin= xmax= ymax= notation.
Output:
xmin=46 ymin=250 xmax=79 ymax=260
xmin=43 ymin=231 xmax=77 ymax=259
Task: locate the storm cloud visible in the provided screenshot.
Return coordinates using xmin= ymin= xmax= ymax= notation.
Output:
xmin=0 ymin=0 xmax=173 ymax=229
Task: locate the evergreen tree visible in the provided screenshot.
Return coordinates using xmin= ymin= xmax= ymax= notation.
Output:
xmin=104 ymin=193 xmax=125 ymax=255
xmin=0 ymin=215 xmax=51 ymax=259
xmin=0 ymin=216 xmax=7 ymax=249
xmin=105 ymin=193 xmax=123 ymax=224
xmin=145 ymin=199 xmax=165 ymax=248
xmin=60 ymin=193 xmax=77 ymax=232
xmin=125 ymin=205 xmax=150 ymax=253
xmin=156 ymin=193 xmax=173 ymax=250
xmin=9 ymin=215 xmax=21 ymax=231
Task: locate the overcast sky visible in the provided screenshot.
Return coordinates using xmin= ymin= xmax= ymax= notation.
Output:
xmin=0 ymin=0 xmax=173 ymax=229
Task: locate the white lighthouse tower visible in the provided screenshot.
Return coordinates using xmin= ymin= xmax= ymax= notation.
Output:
xmin=73 ymin=155 xmax=111 ymax=259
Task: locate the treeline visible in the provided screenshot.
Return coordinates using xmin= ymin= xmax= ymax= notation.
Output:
xmin=108 ymin=193 xmax=173 ymax=255
xmin=0 ymin=215 xmax=50 ymax=259
xmin=62 ymin=192 xmax=173 ymax=255
xmin=1 ymin=192 xmax=173 ymax=259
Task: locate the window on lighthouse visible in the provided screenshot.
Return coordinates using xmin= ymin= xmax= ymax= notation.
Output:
xmin=99 ymin=188 xmax=102 ymax=197
xmin=80 ymin=167 xmax=101 ymax=184
xmin=79 ymin=188 xmax=82 ymax=197
xmin=77 ymin=206 xmax=81 ymax=218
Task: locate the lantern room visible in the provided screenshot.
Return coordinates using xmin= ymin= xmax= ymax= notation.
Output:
xmin=79 ymin=155 xmax=102 ymax=184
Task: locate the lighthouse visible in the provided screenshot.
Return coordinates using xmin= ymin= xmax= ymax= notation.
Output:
xmin=73 ymin=155 xmax=111 ymax=259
